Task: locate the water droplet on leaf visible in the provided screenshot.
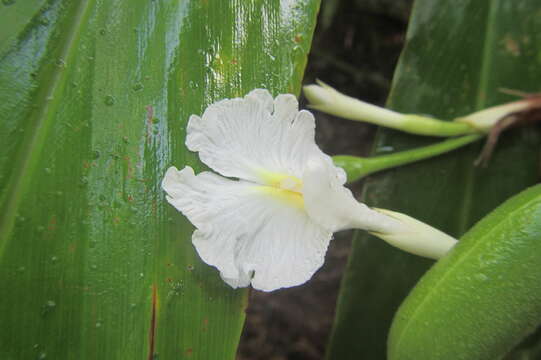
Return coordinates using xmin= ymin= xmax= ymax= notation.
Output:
xmin=104 ymin=95 xmax=116 ymax=106
xmin=377 ymin=146 xmax=395 ymax=153
xmin=80 ymin=176 xmax=89 ymax=187
xmin=41 ymin=300 xmax=56 ymax=317
xmin=475 ymin=273 xmax=488 ymax=281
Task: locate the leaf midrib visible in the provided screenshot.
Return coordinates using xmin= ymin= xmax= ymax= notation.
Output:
xmin=455 ymin=0 xmax=497 ymax=236
xmin=392 ymin=0 xmax=500 ymax=354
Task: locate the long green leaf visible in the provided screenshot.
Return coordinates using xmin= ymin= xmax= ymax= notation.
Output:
xmin=326 ymin=1 xmax=541 ymax=359
xmin=388 ymin=184 xmax=541 ymax=360
xmin=0 ymin=1 xmax=320 ymax=359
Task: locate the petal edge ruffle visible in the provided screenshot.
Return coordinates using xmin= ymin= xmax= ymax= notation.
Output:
xmin=162 ymin=166 xmax=333 ymax=291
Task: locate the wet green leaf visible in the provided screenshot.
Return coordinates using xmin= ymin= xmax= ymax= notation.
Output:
xmin=326 ymin=1 xmax=541 ymax=359
xmin=0 ymin=0 xmax=320 ymax=359
xmin=388 ymin=184 xmax=541 ymax=360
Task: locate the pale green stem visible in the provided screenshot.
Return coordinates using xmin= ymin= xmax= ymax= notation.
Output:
xmin=333 ymin=134 xmax=482 ymax=183
xmin=304 ymin=81 xmax=478 ymax=137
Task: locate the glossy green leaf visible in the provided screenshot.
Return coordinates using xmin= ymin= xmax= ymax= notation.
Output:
xmin=0 ymin=1 xmax=320 ymax=359
xmin=388 ymin=184 xmax=541 ymax=360
xmin=326 ymin=1 xmax=541 ymax=359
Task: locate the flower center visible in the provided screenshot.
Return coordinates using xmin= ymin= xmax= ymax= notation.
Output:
xmin=255 ymin=170 xmax=304 ymax=209
xmin=257 ymin=170 xmax=303 ymax=193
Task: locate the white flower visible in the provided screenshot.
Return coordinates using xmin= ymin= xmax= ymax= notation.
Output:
xmin=162 ymin=89 xmax=457 ymax=292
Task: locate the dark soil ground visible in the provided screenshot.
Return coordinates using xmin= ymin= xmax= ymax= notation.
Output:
xmin=238 ymin=1 xmax=413 ymax=359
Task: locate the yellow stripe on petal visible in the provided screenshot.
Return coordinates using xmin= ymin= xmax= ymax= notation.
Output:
xmin=256 ymin=169 xmax=303 ymax=192
xmin=256 ymin=186 xmax=304 ymax=210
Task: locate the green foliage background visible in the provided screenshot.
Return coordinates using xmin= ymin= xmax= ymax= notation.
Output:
xmin=327 ymin=0 xmax=541 ymax=359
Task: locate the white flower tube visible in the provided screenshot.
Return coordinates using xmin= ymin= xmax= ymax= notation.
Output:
xmin=301 ymin=159 xmax=457 ymax=259
xmin=305 ymin=81 xmax=540 ymax=137
xmin=369 ymin=209 xmax=457 ymax=259
xmin=162 ymin=89 xmax=457 ymax=291
xmin=303 ymin=82 xmax=406 ymax=129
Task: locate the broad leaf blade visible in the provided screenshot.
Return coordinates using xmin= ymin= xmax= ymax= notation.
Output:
xmin=326 ymin=1 xmax=541 ymax=359
xmin=0 ymin=1 xmax=320 ymax=359
xmin=387 ymin=185 xmax=541 ymax=360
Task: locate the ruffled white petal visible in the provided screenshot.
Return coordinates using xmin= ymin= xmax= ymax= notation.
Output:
xmin=302 ymin=158 xmax=402 ymax=233
xmin=186 ymin=89 xmax=344 ymax=185
xmin=162 ymin=166 xmax=332 ymax=292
